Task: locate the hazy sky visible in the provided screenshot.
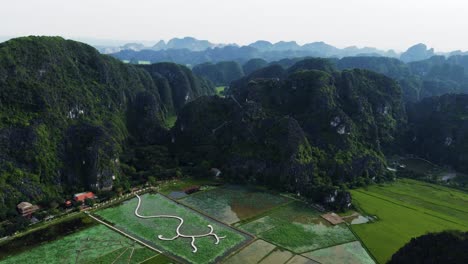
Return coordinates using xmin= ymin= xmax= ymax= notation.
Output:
xmin=1 ymin=0 xmax=468 ymax=51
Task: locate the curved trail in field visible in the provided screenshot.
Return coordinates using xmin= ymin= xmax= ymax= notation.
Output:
xmin=134 ymin=194 xmax=226 ymax=253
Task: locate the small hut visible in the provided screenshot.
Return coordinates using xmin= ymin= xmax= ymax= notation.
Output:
xmin=17 ymin=202 xmax=39 ymax=217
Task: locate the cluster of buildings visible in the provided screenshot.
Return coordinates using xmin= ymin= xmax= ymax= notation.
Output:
xmin=16 ymin=191 xmax=96 ymax=218
xmin=72 ymin=192 xmax=96 ymax=203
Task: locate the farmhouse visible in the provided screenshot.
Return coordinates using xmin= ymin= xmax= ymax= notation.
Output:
xmin=74 ymin=192 xmax=95 ymax=202
xmin=16 ymin=202 xmax=39 ymax=217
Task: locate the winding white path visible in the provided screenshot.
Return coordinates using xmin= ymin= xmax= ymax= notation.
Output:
xmin=134 ymin=194 xmax=226 ymax=253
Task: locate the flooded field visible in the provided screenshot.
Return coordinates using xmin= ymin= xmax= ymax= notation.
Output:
xmin=259 ymin=248 xmax=294 ymax=264
xmin=168 ymin=191 xmax=187 ymax=199
xmin=223 ymin=239 xmax=276 ymax=264
xmin=399 ymin=157 xmax=438 ymax=175
xmin=239 ymin=202 xmax=356 ymax=253
xmin=398 ymin=157 xmax=468 ymax=188
xmin=342 ymin=212 xmax=371 ymax=225
xmin=302 ymin=241 xmax=374 ymax=264
xmin=286 ymin=255 xmax=319 ymax=264
xmin=180 ymin=185 xmax=292 ymax=224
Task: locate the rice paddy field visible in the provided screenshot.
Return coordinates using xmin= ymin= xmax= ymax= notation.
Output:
xmin=351 ymin=178 xmax=468 ymax=263
xmin=179 ymin=185 xmax=373 ymax=264
xmin=10 ymin=180 xmax=458 ymax=264
xmin=223 ymin=239 xmax=277 ymax=264
xmin=215 ymin=86 xmax=226 ymax=96
xmin=179 ymin=185 xmax=292 ymax=224
xmin=0 ymin=222 xmax=168 ymax=264
xmin=94 ymin=193 xmax=251 ymax=263
xmin=238 ymin=202 xmax=357 ymax=253
xmin=302 ymin=241 xmax=375 ymax=264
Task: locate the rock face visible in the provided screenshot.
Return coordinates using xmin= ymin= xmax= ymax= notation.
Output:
xmin=248 ymin=41 xmax=273 ymax=52
xmin=286 ymin=58 xmax=337 ymax=74
xmin=165 ymin=37 xmax=217 ymax=51
xmin=171 ymin=96 xmax=318 ymax=194
xmin=0 ymin=37 xmax=210 ymax=217
xmin=138 ymin=63 xmax=215 ymax=113
xmin=192 ymin=61 xmax=245 ymax=86
xmin=172 ymin=60 xmax=406 ymax=208
xmin=242 ymin=58 xmax=268 ymax=75
xmin=63 ymin=124 xmax=117 ymax=189
xmin=150 ymin=37 xmax=219 ymax=52
xmin=400 ymin=43 xmax=435 ymax=63
xmin=337 ymin=56 xmax=410 ymax=80
xmin=337 ymin=55 xmax=468 ymax=103
xmin=403 ymin=94 xmax=468 ymax=174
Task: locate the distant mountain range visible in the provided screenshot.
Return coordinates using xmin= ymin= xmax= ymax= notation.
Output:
xmin=96 ymin=37 xmax=233 ymax=54
xmin=95 ymin=37 xmax=468 ymax=65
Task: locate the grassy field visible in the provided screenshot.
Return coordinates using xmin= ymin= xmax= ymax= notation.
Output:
xmin=0 ymin=224 xmax=166 ymax=264
xmin=163 ymin=115 xmax=177 ymax=128
xmin=95 ymin=193 xmax=250 ymax=263
xmin=351 ymin=178 xmax=468 ymax=263
xmin=180 ymin=185 xmax=291 ymax=224
xmin=239 ymin=202 xmax=356 ymax=253
xmin=215 ymin=86 xmax=226 ymax=96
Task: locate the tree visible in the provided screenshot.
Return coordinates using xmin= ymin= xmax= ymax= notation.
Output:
xmin=389 ymin=231 xmax=468 ymax=264
xmin=84 ymin=198 xmax=95 ymax=207
xmin=147 ymin=176 xmax=157 ymax=186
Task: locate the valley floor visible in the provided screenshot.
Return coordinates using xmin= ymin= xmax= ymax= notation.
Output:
xmin=351 ymin=178 xmax=468 ymax=263
xmin=1 ymin=178 xmax=466 ymax=264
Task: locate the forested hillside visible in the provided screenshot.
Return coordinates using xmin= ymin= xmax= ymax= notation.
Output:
xmin=0 ymin=37 xmax=214 ymax=219
xmin=171 ymin=60 xmax=405 ymax=209
xmin=1 ymin=36 xmax=467 ymax=222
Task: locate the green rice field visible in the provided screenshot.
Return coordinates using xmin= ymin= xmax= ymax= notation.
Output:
xmin=239 ymin=202 xmax=357 ymax=253
xmin=216 ymin=86 xmax=226 ymax=96
xmin=180 ymin=185 xmax=292 ymax=224
xmin=351 ymin=178 xmax=468 ymax=263
xmin=95 ymin=193 xmax=251 ymax=263
xmin=0 ymin=224 xmax=167 ymax=264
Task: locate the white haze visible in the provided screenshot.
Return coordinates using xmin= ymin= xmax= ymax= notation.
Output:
xmin=1 ymin=0 xmax=468 ymax=51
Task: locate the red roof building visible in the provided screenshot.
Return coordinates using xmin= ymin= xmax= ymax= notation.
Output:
xmin=73 ymin=192 xmax=95 ymax=202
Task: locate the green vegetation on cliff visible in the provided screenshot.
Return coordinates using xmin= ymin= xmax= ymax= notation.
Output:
xmin=0 ymin=36 xmax=213 ymax=222
xmin=193 ymin=61 xmax=244 ymax=86
xmin=171 ymin=60 xmax=406 ymax=209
